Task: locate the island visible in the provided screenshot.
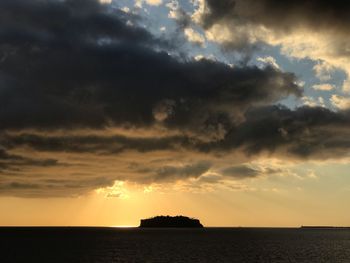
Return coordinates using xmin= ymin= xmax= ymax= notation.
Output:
xmin=301 ymin=226 xmax=350 ymax=229
xmin=139 ymin=216 xmax=204 ymax=228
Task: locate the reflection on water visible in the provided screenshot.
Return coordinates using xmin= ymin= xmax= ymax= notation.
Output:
xmin=0 ymin=227 xmax=349 ymax=262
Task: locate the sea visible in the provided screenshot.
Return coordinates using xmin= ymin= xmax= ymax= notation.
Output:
xmin=0 ymin=227 xmax=349 ymax=262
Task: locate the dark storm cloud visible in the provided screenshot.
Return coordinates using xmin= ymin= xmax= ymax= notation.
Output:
xmin=199 ymin=105 xmax=350 ymax=159
xmin=154 ymin=161 xmax=211 ymax=182
xmin=0 ymin=176 xmax=114 ymax=198
xmin=200 ymin=0 xmax=350 ymax=32
xmin=3 ymin=105 xmax=350 ymax=161
xmin=0 ymin=148 xmax=59 ymax=173
xmin=121 ymin=160 xmax=211 ymax=184
xmin=0 ymin=0 xmax=157 ymax=46
xmin=221 ymin=165 xmax=260 ymax=179
xmin=220 ymin=164 xmax=284 ymax=179
xmin=2 ymin=0 xmax=350 ymax=197
xmin=2 ymin=105 xmax=350 ymax=197
xmin=195 ymin=0 xmax=350 ymax=56
xmin=0 ymin=133 xmax=192 ymax=154
xmin=0 ymin=0 xmax=301 ymax=132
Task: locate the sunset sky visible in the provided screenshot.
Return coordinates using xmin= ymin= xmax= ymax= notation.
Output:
xmin=0 ymin=0 xmax=350 ymax=227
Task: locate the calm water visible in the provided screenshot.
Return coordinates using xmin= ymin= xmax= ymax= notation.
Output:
xmin=0 ymin=227 xmax=349 ymax=262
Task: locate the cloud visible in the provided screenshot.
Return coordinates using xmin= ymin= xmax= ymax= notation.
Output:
xmin=2 ymin=102 xmax=350 ymax=197
xmin=184 ymin=27 xmax=206 ymax=46
xmin=313 ymin=61 xmax=335 ymax=81
xmin=97 ymin=181 xmax=129 ymax=199
xmin=220 ymin=163 xmax=285 ymax=180
xmin=0 ymin=148 xmax=59 ymax=172
xmin=197 ymin=0 xmax=350 ymax=33
xmin=166 ymin=0 xmax=190 ymax=26
xmin=2 ymin=0 xmax=350 ymax=197
xmin=331 ymin=95 xmax=350 ymax=110
xmin=193 ymin=0 xmax=350 ymax=88
xmin=99 ymin=0 xmax=112 ymax=4
xmin=0 ymin=0 xmax=301 ymax=134
xmin=3 ymin=104 xmax=350 ymax=161
xmin=195 ymin=105 xmax=350 ymax=160
xmin=312 ymin=84 xmax=335 ymax=91
xmin=221 ymin=165 xmax=261 ymax=179
xmin=257 ymin=56 xmax=280 ymax=69
xmin=0 ymin=132 xmax=191 ymax=154
xmin=154 ymin=161 xmax=211 ymax=182
xmin=145 ymin=0 xmax=162 ymax=6
xmin=301 ymin=96 xmax=325 ymax=108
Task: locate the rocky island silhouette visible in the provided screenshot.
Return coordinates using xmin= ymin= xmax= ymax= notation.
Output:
xmin=139 ymin=216 xmax=203 ymax=228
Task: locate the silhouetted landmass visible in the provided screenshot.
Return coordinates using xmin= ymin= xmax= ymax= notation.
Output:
xmin=139 ymin=216 xmax=203 ymax=228
xmin=301 ymin=226 xmax=350 ymax=229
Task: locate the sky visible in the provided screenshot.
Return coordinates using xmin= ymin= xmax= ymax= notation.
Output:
xmin=0 ymin=0 xmax=350 ymax=227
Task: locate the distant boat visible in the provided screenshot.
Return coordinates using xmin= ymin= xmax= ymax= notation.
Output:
xmin=139 ymin=215 xmax=203 ymax=228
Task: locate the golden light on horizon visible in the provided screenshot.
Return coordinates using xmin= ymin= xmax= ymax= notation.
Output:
xmin=111 ymin=225 xmax=137 ymax=228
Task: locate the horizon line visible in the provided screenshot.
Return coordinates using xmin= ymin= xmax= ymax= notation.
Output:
xmin=0 ymin=225 xmax=349 ymax=228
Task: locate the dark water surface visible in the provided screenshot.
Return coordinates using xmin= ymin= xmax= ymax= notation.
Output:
xmin=0 ymin=227 xmax=349 ymax=262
